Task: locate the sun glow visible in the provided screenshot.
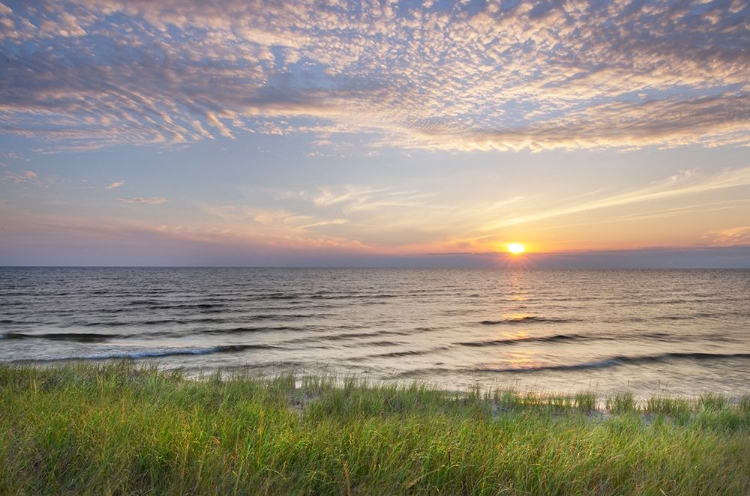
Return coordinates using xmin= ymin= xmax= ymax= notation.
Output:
xmin=507 ymin=243 xmax=526 ymax=255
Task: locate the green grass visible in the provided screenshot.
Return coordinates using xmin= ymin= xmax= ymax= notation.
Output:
xmin=605 ymin=391 xmax=637 ymax=414
xmin=1 ymin=363 xmax=749 ymax=495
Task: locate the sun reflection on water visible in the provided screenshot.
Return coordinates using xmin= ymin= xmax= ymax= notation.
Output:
xmin=502 ymin=313 xmax=531 ymax=322
xmin=479 ymin=351 xmax=543 ymax=372
xmin=505 ymin=351 xmax=541 ymax=371
xmin=502 ymin=330 xmax=529 ymax=341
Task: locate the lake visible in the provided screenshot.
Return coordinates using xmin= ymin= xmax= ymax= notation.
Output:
xmin=1 ymin=267 xmax=748 ymax=397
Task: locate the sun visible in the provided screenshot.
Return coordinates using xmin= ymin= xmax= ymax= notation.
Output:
xmin=507 ymin=243 xmax=526 ymax=255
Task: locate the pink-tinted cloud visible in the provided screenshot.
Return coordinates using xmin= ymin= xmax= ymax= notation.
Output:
xmin=703 ymin=226 xmax=750 ymax=246
xmin=105 ymin=180 xmax=124 ymax=190
xmin=119 ymin=197 xmax=167 ymax=204
xmin=0 ymin=0 xmax=747 ymax=151
xmin=1 ymin=170 xmax=37 ymax=184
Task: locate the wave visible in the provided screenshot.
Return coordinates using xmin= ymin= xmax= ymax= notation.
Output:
xmin=365 ymin=350 xmax=431 ymax=359
xmin=396 ymin=367 xmax=453 ymax=378
xmin=64 ymin=313 xmax=331 ymax=329
xmin=243 ymin=313 xmax=332 ymax=321
xmin=478 ymin=316 xmax=579 ymax=325
xmin=60 ymin=317 xmax=224 ymax=328
xmin=1 ymin=332 xmax=122 ymax=343
xmin=127 ymin=297 xmax=234 ymax=306
xmin=281 ymin=329 xmax=408 ymax=345
xmin=309 ymin=293 xmax=397 ymax=300
xmin=654 ymin=315 xmax=698 ymax=321
xmin=204 ymin=325 xmax=301 ymax=335
xmin=251 ymin=293 xmax=301 ymax=301
xmin=414 ymin=326 xmax=443 ymax=333
xmin=362 ymin=340 xmax=403 ymax=347
xmin=472 ymin=352 xmax=750 ymax=374
xmin=140 ymin=318 xmax=191 ymax=326
xmin=24 ymin=344 xmax=279 ymax=362
xmin=127 ymin=299 xmax=159 ymax=306
xmin=329 ymin=330 xmax=405 ymax=340
xmin=457 ymin=333 xmax=589 ymax=347
xmin=126 ymin=303 xmax=227 ymax=311
xmin=81 ymin=321 xmax=135 ymax=327
xmin=363 ymin=346 xmax=450 ymax=359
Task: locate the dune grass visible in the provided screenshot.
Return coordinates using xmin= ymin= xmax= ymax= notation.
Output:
xmin=1 ymin=363 xmax=749 ymax=495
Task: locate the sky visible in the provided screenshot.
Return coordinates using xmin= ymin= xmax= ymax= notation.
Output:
xmin=1 ymin=0 xmax=749 ymax=267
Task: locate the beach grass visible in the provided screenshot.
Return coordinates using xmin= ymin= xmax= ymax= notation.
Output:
xmin=1 ymin=363 xmax=749 ymax=495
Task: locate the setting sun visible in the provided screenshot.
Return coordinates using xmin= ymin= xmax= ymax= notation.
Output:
xmin=507 ymin=243 xmax=526 ymax=255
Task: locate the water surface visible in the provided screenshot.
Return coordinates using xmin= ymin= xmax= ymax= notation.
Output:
xmin=1 ymin=268 xmax=748 ymax=397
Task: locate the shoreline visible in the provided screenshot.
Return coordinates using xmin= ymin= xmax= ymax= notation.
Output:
xmin=11 ymin=356 xmax=750 ymax=403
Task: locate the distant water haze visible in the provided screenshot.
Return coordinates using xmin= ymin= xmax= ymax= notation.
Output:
xmin=1 ymin=267 xmax=748 ymax=398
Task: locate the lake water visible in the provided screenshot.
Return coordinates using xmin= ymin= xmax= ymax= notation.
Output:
xmin=1 ymin=267 xmax=748 ymax=398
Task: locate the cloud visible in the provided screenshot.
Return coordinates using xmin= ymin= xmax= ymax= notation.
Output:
xmin=300 ymin=219 xmax=349 ymax=229
xmin=1 ymin=170 xmax=37 ymax=184
xmin=703 ymin=226 xmax=750 ymax=246
xmin=105 ymin=180 xmax=124 ymax=190
xmin=192 ymin=182 xmax=452 ymax=250
xmin=479 ymin=166 xmax=750 ymax=231
xmin=205 ymin=112 xmax=234 ymax=139
xmin=1 ymin=0 xmax=749 ymax=151
xmin=311 ymin=185 xmax=375 ymax=207
xmin=119 ymin=197 xmax=167 ymax=204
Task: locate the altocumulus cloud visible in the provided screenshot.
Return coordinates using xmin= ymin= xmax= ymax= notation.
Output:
xmin=0 ymin=170 xmax=36 ymax=184
xmin=119 ymin=197 xmax=168 ymax=205
xmin=105 ymin=180 xmax=124 ymax=190
xmin=0 ymin=0 xmax=748 ymax=151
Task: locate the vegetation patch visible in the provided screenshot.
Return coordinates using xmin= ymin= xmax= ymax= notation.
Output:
xmin=1 ymin=363 xmax=749 ymax=494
